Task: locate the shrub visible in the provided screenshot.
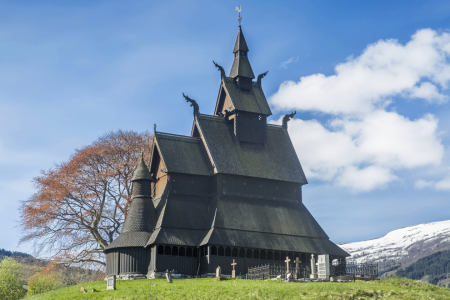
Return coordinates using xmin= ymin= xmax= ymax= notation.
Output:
xmin=27 ymin=272 xmax=60 ymax=296
xmin=0 ymin=257 xmax=26 ymax=300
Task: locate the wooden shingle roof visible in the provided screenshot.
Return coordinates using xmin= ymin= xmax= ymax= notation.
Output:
xmin=196 ymin=115 xmax=307 ymax=184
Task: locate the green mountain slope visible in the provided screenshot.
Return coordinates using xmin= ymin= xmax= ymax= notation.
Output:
xmin=396 ymin=249 xmax=450 ymax=286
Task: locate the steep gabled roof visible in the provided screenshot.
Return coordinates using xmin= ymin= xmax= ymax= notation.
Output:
xmin=233 ymin=26 xmax=249 ymax=53
xmin=221 ymin=79 xmax=272 ymax=115
xmin=195 ymin=115 xmax=307 ymax=184
xmin=229 ymin=56 xmax=255 ymax=79
xmin=154 ymin=132 xmax=211 ymax=176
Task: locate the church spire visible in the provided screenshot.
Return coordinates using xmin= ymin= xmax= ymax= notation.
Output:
xmin=229 ymin=27 xmax=255 ymax=83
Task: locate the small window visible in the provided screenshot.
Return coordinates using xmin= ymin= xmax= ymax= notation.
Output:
xmin=211 ymin=246 xmax=217 ymax=256
xmin=253 ymin=250 xmax=259 ymax=259
xmin=225 ymin=247 xmax=231 ymax=257
xmin=232 ymin=248 xmax=239 ymax=257
xmin=246 ymin=249 xmax=252 ymax=259
xmin=260 ymin=250 xmax=266 ymax=260
xmin=179 ymin=247 xmax=186 ymax=256
xmin=218 ymin=246 xmax=224 ymax=256
xmin=193 ymin=248 xmax=199 ymax=257
xmin=186 ymin=248 xmax=193 ymax=257
xmin=165 ymin=246 xmax=171 ymax=256
xmin=158 ymin=245 xmax=164 ymax=255
xmin=239 ymin=248 xmax=246 ymax=258
xmin=301 ymin=253 xmax=307 ymax=262
xmin=267 ymin=251 xmax=273 ymax=260
xmin=274 ymin=252 xmax=280 ymax=261
xmin=172 ymin=246 xmax=178 ymax=256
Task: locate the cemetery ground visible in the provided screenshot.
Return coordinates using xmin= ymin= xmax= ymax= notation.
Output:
xmin=27 ymin=276 xmax=450 ymax=299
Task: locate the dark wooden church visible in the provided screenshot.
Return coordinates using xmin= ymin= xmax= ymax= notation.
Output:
xmin=105 ymin=26 xmax=349 ymax=278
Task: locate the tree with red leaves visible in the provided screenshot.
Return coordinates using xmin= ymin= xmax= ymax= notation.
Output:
xmin=20 ymin=130 xmax=153 ymax=268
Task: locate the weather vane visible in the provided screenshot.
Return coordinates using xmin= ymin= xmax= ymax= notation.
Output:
xmin=235 ymin=5 xmax=242 ymax=26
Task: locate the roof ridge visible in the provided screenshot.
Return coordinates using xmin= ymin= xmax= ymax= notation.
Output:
xmin=157 ymin=132 xmax=201 ymax=140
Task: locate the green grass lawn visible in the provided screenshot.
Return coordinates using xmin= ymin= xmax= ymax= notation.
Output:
xmin=26 ymin=277 xmax=450 ymax=300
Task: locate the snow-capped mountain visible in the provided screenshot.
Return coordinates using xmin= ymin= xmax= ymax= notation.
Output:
xmin=339 ymin=220 xmax=450 ymax=268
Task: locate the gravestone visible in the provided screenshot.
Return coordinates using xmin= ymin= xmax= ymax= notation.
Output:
xmin=231 ymin=259 xmax=237 ymax=279
xmin=310 ymin=254 xmax=317 ymax=279
xmin=284 ymin=256 xmax=291 ymax=274
xmin=294 ymin=257 xmax=301 ymax=280
xmin=165 ymin=270 xmax=172 ymax=283
xmin=214 ymin=266 xmax=223 ymax=281
xmin=317 ymin=254 xmax=330 ymax=280
xmin=106 ymin=275 xmax=116 ymax=291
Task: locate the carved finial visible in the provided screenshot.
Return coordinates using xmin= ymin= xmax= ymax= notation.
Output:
xmin=257 ymin=71 xmax=268 ymax=87
xmin=282 ymin=111 xmax=296 ymax=130
xmin=213 ymin=61 xmax=226 ymax=80
xmin=182 ymin=93 xmax=200 ymax=117
xmin=153 ymin=124 xmax=157 ymax=135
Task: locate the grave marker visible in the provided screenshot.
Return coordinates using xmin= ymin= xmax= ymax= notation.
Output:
xmin=284 ymin=256 xmax=291 ymax=274
xmin=231 ymin=259 xmax=237 ymax=279
xmin=106 ymin=276 xmax=116 ymax=290
xmin=318 ymin=255 xmax=330 ymax=280
xmin=310 ymin=254 xmax=317 ymax=279
xmin=294 ymin=257 xmax=301 ymax=280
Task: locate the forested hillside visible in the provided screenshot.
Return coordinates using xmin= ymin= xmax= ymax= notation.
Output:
xmin=0 ymin=248 xmax=31 ymax=258
xmin=396 ymin=250 xmax=450 ymax=285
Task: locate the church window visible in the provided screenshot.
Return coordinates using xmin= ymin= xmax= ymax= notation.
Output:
xmin=211 ymin=246 xmax=217 ymax=256
xmin=165 ymin=246 xmax=171 ymax=256
xmin=172 ymin=246 xmax=179 ymax=256
xmin=193 ymin=248 xmax=199 ymax=257
xmin=267 ymin=251 xmax=273 ymax=260
xmin=246 ymin=249 xmax=252 ymax=259
xmin=301 ymin=253 xmax=306 ymax=262
xmin=225 ymin=247 xmax=231 ymax=256
xmin=218 ymin=246 xmax=224 ymax=256
xmin=232 ymin=248 xmax=239 ymax=257
xmin=280 ymin=252 xmax=286 ymax=261
xmin=274 ymin=252 xmax=280 ymax=261
xmin=260 ymin=250 xmax=266 ymax=260
xmin=186 ymin=247 xmax=193 ymax=257
xmin=253 ymin=250 xmax=260 ymax=259
xmin=158 ymin=245 xmax=164 ymax=255
xmin=179 ymin=247 xmax=186 ymax=256
xmin=239 ymin=248 xmax=245 ymax=258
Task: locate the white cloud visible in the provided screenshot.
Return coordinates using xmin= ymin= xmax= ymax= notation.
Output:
xmin=271 ymin=29 xmax=450 ymax=115
xmin=415 ymin=178 xmax=450 ymax=190
xmin=337 ymin=166 xmax=398 ymax=192
xmin=280 ymin=56 xmax=299 ymax=69
xmin=271 ymin=29 xmax=449 ymax=191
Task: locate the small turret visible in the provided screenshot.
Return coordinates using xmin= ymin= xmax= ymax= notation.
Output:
xmin=121 ymin=153 xmax=156 ymax=233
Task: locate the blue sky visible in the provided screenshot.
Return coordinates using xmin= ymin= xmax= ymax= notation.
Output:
xmin=2 ymin=0 xmax=450 ymax=256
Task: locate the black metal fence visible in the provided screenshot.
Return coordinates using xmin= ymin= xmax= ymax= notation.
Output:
xmin=344 ymin=260 xmax=378 ymax=278
xmin=247 ymin=259 xmax=378 ymax=280
xmin=247 ymin=263 xmax=310 ymax=280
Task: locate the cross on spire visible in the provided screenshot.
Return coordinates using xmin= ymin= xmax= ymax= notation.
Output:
xmin=235 ymin=5 xmax=242 ymax=26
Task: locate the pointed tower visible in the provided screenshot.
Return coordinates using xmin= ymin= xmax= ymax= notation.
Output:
xmin=229 ymin=26 xmax=255 ymax=90
xmin=213 ymin=26 xmax=272 ymax=145
xmin=104 ymin=154 xmax=156 ymax=278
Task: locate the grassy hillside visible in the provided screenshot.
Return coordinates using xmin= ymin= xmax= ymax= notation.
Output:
xmin=27 ymin=277 xmax=450 ymax=300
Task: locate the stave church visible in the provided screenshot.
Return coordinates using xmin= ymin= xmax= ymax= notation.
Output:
xmin=104 ymin=25 xmax=349 ymax=278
